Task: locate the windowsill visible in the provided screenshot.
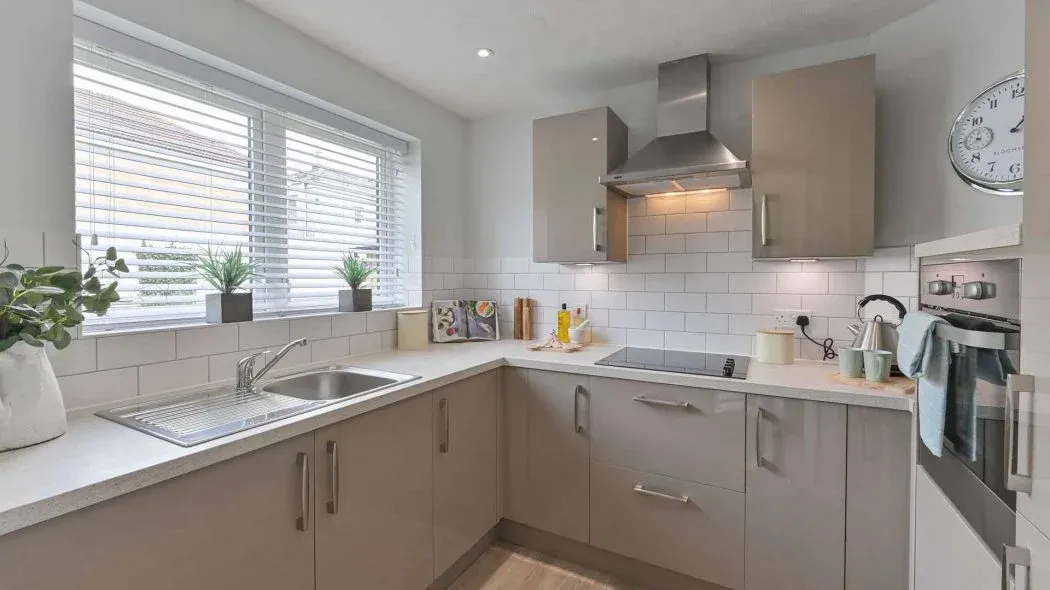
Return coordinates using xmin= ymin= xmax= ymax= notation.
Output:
xmin=78 ymin=305 xmax=423 ymax=339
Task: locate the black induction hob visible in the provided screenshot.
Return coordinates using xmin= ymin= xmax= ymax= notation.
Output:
xmin=595 ymin=347 xmax=750 ymax=379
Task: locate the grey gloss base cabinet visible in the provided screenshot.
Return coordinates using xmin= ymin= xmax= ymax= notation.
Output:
xmin=503 ymin=369 xmax=912 ymax=590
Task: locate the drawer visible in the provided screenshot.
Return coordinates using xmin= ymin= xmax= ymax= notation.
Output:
xmin=589 ymin=461 xmax=745 ymax=589
xmin=589 ymin=376 xmax=745 ymax=491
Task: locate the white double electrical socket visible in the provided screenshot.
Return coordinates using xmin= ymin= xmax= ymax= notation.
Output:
xmin=773 ymin=309 xmax=812 ymax=330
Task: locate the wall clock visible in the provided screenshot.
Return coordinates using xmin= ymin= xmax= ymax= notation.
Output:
xmin=948 ymin=70 xmax=1025 ymax=196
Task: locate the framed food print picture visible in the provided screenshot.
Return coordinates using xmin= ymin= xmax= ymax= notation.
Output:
xmin=431 ymin=300 xmax=500 ymax=342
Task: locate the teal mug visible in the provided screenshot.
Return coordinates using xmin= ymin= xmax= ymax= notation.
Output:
xmin=863 ymin=350 xmax=893 ymax=383
xmin=838 ymin=348 xmax=865 ymax=378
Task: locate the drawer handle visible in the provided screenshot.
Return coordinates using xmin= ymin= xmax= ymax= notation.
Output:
xmin=756 ymin=407 xmax=770 ymax=469
xmin=439 ymin=398 xmax=450 ymax=453
xmin=296 ymin=452 xmax=310 ymax=532
xmin=326 ymin=440 xmax=339 ymax=515
xmin=574 ymin=384 xmax=585 ymax=434
xmin=633 ymin=483 xmax=690 ymax=504
xmin=633 ymin=395 xmax=691 ymax=409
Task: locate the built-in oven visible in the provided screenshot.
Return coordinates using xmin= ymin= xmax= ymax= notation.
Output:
xmin=917 ymin=258 xmax=1022 ymax=558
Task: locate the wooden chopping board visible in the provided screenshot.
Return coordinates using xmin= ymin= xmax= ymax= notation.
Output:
xmin=829 ymin=373 xmax=915 ymax=394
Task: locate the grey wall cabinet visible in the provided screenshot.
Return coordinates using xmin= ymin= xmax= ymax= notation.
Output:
xmin=533 ymin=106 xmax=628 ymax=263
xmin=314 ymin=394 xmax=435 ymax=590
xmin=0 ymin=434 xmax=316 ymax=590
xmin=502 ymin=368 xmax=591 ymax=543
xmin=745 ymin=395 xmax=848 ymax=590
xmin=433 ymin=371 xmax=500 ymax=575
xmin=751 ymin=55 xmax=876 ymax=259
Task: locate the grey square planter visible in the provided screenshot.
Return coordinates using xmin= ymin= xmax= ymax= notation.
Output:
xmin=339 ymin=289 xmax=372 ymax=312
xmin=206 ymin=292 xmax=254 ymax=324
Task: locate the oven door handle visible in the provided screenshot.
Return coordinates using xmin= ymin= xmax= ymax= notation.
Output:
xmin=1005 ymin=373 xmax=1034 ymax=493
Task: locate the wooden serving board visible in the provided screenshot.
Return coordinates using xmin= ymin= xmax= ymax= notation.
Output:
xmin=829 ymin=373 xmax=916 ymax=394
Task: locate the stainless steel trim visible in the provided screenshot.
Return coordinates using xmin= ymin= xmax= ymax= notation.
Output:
xmin=439 ymin=398 xmax=450 ymax=453
xmin=592 ymin=207 xmax=604 ymax=253
xmin=296 ymin=452 xmax=310 ymax=531
xmin=633 ymin=395 xmax=691 ymax=408
xmin=935 ymin=324 xmax=1020 ymax=351
xmin=1005 ymin=374 xmax=1034 ymax=493
xmin=756 ymin=407 xmax=769 ymax=469
xmin=574 ymin=384 xmax=584 ymax=433
xmin=1001 ymin=544 xmax=1031 ymax=590
xmin=760 ymin=194 xmax=769 ymax=246
xmin=326 ymin=440 xmax=339 ymax=515
xmin=632 ymin=483 xmax=690 ymax=504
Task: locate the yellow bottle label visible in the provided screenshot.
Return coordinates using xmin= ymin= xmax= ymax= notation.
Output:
xmin=557 ymin=310 xmax=570 ymax=343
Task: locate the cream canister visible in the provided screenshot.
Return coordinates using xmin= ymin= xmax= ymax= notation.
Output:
xmin=755 ymin=329 xmax=795 ymax=364
xmin=397 ymin=310 xmax=429 ymax=350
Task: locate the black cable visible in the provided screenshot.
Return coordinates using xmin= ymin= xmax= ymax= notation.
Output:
xmin=796 ymin=316 xmax=837 ymax=361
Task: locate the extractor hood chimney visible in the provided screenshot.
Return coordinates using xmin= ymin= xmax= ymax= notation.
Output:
xmin=599 ymin=54 xmax=750 ymax=196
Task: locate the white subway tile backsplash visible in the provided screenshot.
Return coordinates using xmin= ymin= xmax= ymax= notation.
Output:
xmin=422 ymin=273 xmax=444 ymax=291
xmin=609 ymin=309 xmax=647 ymax=329
xmin=729 ymin=314 xmax=774 ymax=335
xmin=628 ymin=216 xmax=666 ymax=236
xmin=627 ymin=254 xmax=666 ymax=274
xmin=58 ymin=367 xmax=138 ymax=410
xmin=588 ymin=308 xmax=609 ymax=327
xmin=864 ymin=272 xmax=884 ymax=295
xmin=882 ymin=272 xmax=919 ymax=297
xmin=349 ymin=332 xmax=384 ymax=356
xmin=645 ymin=195 xmax=686 ymax=215
xmin=708 ymin=294 xmax=751 ymax=314
xmin=686 ymin=273 xmax=729 ymax=293
xmin=464 ymin=274 xmax=488 ymax=288
xmin=489 ymin=274 xmax=516 ymax=289
xmin=687 ymin=191 xmax=730 ymax=213
xmin=501 ymin=257 xmax=531 ymax=273
xmin=366 ymin=311 xmax=396 ymax=332
xmin=530 ymin=261 xmax=560 ymax=273
xmin=139 ymin=358 xmax=210 ymax=396
xmin=626 ymin=292 xmax=665 ymax=311
xmin=828 ymin=273 xmax=865 ymax=295
xmin=728 ymin=231 xmax=752 ymax=252
xmin=708 ymin=252 xmax=753 ymax=273
xmin=475 ymin=257 xmax=501 ymax=274
xmin=664 ymin=331 xmax=706 ymax=352
xmin=442 ymin=274 xmax=464 ymax=289
xmin=707 ymin=210 xmax=751 ymax=232
xmin=645 ymin=234 xmax=685 ymax=254
xmin=529 ymin=290 xmax=560 ymax=307
xmin=240 ymin=320 xmax=291 ymax=350
xmin=685 ymin=232 xmax=729 ymax=253
xmin=628 ymin=236 xmax=646 ymax=255
xmin=289 ymin=316 xmax=333 ymax=341
xmin=803 ymin=260 xmax=857 ymax=273
xmin=706 ymin=334 xmax=753 ymax=355
xmin=332 ymin=313 xmax=368 ymax=337
xmin=592 ymin=291 xmax=627 ymax=310
xmin=686 ymin=313 xmax=729 ymax=334
xmin=514 ymin=274 xmax=545 ymax=290
xmin=751 ymin=294 xmax=803 ymax=315
xmin=176 ymin=325 xmax=239 ymax=359
xmin=48 ymin=339 xmax=97 ymax=377
xmin=664 ymin=293 xmax=707 ymax=313
xmin=610 ymin=274 xmax=647 ymax=291
xmin=801 ymin=294 xmax=859 ymax=318
xmin=666 ymin=253 xmax=708 ymax=273
xmin=645 ymin=311 xmax=685 ymax=331
xmin=575 ymin=273 xmax=610 ymax=291
xmin=665 ymin=213 xmax=707 ymax=234
xmin=729 ymin=273 xmax=777 ymax=294
xmin=729 ymin=190 xmax=753 ymax=210
xmin=859 ymin=246 xmax=912 ymax=272
xmin=560 ymin=291 xmax=593 ymax=307
xmin=627 ymin=329 xmax=664 ymax=348
xmin=97 ymin=331 xmax=176 ymax=370
xmin=777 ymin=273 xmax=829 ymax=295
xmin=592 ymin=327 xmax=627 ymax=345
xmin=752 ymin=260 xmax=802 ymax=273
xmin=312 ymin=336 xmax=350 ymax=362
xmin=627 ymin=198 xmax=647 ymax=217
xmin=432 ymin=256 xmax=454 ymax=273
xmin=453 ymin=257 xmax=475 ymax=273
xmin=645 ymin=273 xmax=685 ymax=293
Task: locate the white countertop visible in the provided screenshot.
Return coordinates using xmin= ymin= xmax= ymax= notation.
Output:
xmin=0 ymin=341 xmax=913 ymax=537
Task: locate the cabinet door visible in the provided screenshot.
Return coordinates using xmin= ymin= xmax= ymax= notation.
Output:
xmin=0 ymin=434 xmax=315 ymax=590
xmin=745 ymin=395 xmax=847 ymax=590
xmin=434 ymin=371 xmax=499 ymax=575
xmin=752 ymin=55 xmax=875 ymax=259
xmin=503 ymin=368 xmax=590 ymax=543
xmin=314 ymin=394 xmax=434 ymax=590
xmin=533 ymin=107 xmax=626 ymax=263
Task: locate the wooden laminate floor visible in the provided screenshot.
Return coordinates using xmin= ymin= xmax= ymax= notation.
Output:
xmin=450 ymin=542 xmax=649 ymax=590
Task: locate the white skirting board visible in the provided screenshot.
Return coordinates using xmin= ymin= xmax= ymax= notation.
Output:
xmin=914 ymin=224 xmax=1022 ymax=260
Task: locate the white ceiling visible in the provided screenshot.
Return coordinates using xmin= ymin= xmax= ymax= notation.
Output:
xmin=244 ymin=0 xmax=936 ymax=118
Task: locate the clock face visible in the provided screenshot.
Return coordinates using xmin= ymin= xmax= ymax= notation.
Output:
xmin=949 ymin=71 xmax=1025 ymax=195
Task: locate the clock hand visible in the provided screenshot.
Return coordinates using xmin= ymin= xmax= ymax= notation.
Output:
xmin=1011 ymin=116 xmax=1025 ymax=133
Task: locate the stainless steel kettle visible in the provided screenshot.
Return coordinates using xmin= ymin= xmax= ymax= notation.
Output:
xmin=847 ymin=294 xmax=907 ymax=364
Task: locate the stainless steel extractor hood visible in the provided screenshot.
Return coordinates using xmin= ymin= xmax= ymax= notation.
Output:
xmin=599 ymin=54 xmax=750 ymax=196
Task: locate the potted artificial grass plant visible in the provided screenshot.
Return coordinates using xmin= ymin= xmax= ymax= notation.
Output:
xmin=334 ymin=252 xmax=377 ymax=312
xmin=198 ymin=246 xmax=257 ymax=324
xmin=0 ymin=243 xmax=125 ymax=450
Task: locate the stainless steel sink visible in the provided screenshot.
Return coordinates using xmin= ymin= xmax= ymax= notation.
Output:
xmin=261 ymin=367 xmax=411 ymax=401
xmin=98 ymin=366 xmax=418 ymax=447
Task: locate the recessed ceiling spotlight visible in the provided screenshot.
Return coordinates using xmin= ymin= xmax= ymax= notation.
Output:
xmin=475 ymin=48 xmax=494 ymax=58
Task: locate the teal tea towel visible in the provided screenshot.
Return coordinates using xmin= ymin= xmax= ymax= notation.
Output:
xmin=896 ymin=311 xmax=951 ymax=456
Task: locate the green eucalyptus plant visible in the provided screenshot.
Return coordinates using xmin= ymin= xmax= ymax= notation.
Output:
xmin=0 ymin=242 xmax=126 ymax=353
xmin=196 ymin=245 xmax=257 ymax=294
xmin=333 ymin=252 xmax=377 ymax=291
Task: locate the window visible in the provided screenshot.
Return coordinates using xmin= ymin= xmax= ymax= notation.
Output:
xmin=73 ymin=41 xmax=408 ymax=331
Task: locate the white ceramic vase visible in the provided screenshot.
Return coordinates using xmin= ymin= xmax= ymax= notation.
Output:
xmin=0 ymin=342 xmax=67 ymax=451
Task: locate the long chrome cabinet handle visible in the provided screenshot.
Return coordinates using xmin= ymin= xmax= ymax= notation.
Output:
xmin=633 ymin=483 xmax=690 ymax=504
xmin=592 ymin=207 xmax=604 ymax=253
xmin=574 ymin=384 xmax=585 ymax=433
xmin=1001 ymin=544 xmax=1031 ymax=590
xmin=755 ymin=407 xmax=769 ymax=469
xmin=326 ymin=441 xmax=339 ymax=515
xmin=296 ymin=452 xmax=310 ymax=531
xmin=1005 ymin=374 xmax=1034 ymax=493
xmin=439 ymin=398 xmax=450 ymax=453
xmin=760 ymin=194 xmax=769 ymax=247
xmin=633 ymin=395 xmax=691 ymax=409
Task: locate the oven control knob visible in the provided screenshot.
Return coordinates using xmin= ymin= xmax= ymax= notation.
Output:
xmin=928 ymin=280 xmax=954 ymax=295
xmin=962 ymin=281 xmax=995 ymax=300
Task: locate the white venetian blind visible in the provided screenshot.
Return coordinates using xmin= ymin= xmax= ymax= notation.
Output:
xmin=73 ymin=41 xmax=408 ymax=331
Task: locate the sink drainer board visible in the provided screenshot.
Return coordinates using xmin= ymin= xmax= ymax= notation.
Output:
xmin=98 ymin=390 xmax=329 ymax=447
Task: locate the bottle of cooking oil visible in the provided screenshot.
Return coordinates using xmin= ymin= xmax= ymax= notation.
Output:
xmin=557 ymin=303 xmax=571 ymax=343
